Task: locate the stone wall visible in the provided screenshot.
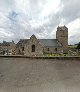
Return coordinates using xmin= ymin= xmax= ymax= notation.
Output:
xmin=24 ymin=35 xmax=43 ymax=56
xmin=16 ymin=47 xmax=24 ymax=55
xmin=43 ymin=46 xmax=63 ymax=54
xmin=0 ymin=43 xmax=16 ymax=55
xmin=56 ymin=26 xmax=68 ymax=53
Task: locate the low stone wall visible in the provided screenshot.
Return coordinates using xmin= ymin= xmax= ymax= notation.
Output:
xmin=0 ymin=55 xmax=80 ymax=60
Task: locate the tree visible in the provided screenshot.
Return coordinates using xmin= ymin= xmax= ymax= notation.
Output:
xmin=76 ymin=42 xmax=80 ymax=50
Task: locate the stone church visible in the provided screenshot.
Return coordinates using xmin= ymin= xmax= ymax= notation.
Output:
xmin=16 ymin=26 xmax=68 ymax=56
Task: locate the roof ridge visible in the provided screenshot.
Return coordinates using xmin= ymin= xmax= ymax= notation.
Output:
xmin=38 ymin=39 xmax=57 ymax=40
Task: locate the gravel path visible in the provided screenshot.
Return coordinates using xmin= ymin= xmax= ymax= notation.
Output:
xmin=0 ymin=58 xmax=80 ymax=92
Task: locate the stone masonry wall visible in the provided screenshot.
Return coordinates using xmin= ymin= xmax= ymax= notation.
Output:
xmin=56 ymin=26 xmax=68 ymax=53
xmin=24 ymin=35 xmax=43 ymax=56
xmin=43 ymin=46 xmax=63 ymax=54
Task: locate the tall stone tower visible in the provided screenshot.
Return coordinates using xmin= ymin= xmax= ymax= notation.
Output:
xmin=56 ymin=25 xmax=68 ymax=53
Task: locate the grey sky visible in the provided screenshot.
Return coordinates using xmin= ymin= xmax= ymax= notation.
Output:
xmin=0 ymin=0 xmax=80 ymax=44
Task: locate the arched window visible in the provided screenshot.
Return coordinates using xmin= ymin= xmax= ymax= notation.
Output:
xmin=47 ymin=48 xmax=49 ymax=51
xmin=32 ymin=45 xmax=35 ymax=52
xmin=22 ymin=47 xmax=24 ymax=51
xmin=55 ymin=48 xmax=57 ymax=51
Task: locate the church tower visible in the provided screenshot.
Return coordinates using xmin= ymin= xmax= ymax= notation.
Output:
xmin=56 ymin=25 xmax=68 ymax=53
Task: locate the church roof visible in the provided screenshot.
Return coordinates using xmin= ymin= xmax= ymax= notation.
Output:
xmin=16 ymin=39 xmax=28 ymax=47
xmin=17 ymin=39 xmax=62 ymax=47
xmin=39 ymin=39 xmax=62 ymax=47
xmin=0 ymin=41 xmax=13 ymax=46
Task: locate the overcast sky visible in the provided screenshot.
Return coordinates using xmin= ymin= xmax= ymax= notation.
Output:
xmin=0 ymin=0 xmax=80 ymax=44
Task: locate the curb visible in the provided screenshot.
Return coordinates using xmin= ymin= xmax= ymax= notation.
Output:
xmin=0 ymin=55 xmax=80 ymax=60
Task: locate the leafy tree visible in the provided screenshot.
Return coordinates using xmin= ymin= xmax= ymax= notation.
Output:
xmin=76 ymin=42 xmax=80 ymax=50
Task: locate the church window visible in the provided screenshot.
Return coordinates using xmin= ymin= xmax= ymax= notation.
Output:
xmin=55 ymin=48 xmax=57 ymax=51
xmin=47 ymin=48 xmax=49 ymax=51
xmin=22 ymin=47 xmax=24 ymax=51
xmin=32 ymin=45 xmax=35 ymax=52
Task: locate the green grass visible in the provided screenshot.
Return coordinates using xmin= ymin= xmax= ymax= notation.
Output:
xmin=46 ymin=54 xmax=68 ymax=57
xmin=68 ymin=45 xmax=77 ymax=49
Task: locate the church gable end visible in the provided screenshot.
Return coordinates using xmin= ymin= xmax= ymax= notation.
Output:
xmin=24 ymin=34 xmax=43 ymax=56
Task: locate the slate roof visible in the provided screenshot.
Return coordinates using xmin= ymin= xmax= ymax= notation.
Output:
xmin=0 ymin=41 xmax=11 ymax=46
xmin=39 ymin=39 xmax=62 ymax=47
xmin=16 ymin=39 xmax=29 ymax=47
xmin=17 ymin=39 xmax=62 ymax=47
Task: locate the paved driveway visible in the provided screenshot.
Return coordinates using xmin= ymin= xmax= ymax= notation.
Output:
xmin=0 ymin=58 xmax=80 ymax=92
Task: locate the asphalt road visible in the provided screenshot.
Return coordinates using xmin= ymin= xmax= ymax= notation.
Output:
xmin=0 ymin=58 xmax=80 ymax=92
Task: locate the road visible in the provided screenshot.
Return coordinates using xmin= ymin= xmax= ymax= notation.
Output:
xmin=0 ymin=58 xmax=80 ymax=92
